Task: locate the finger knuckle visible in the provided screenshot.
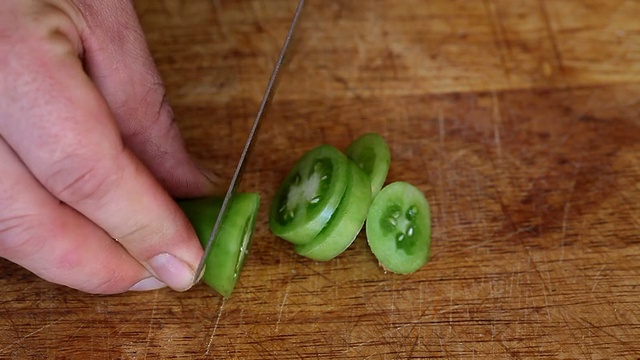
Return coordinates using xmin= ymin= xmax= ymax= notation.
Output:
xmin=55 ymin=248 xmax=130 ymax=294
xmin=123 ymin=85 xmax=172 ymax=139
xmin=45 ymin=153 xmax=119 ymax=206
xmin=0 ymin=213 xmax=44 ymax=258
xmin=6 ymin=1 xmax=83 ymax=55
xmin=82 ymin=271 xmax=129 ymax=295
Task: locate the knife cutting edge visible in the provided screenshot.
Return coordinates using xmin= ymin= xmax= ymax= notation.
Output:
xmin=194 ymin=0 xmax=306 ymax=283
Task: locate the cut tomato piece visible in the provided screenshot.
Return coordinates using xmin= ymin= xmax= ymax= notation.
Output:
xmin=365 ymin=182 xmax=431 ymax=274
xmin=178 ymin=193 xmax=260 ymax=298
xmin=269 ymin=145 xmax=350 ymax=245
xmin=295 ymin=162 xmax=371 ymax=261
xmin=345 ymin=133 xmax=391 ymax=197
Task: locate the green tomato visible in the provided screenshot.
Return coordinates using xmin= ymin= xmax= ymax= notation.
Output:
xmin=178 ymin=193 xmax=260 ymax=298
xmin=345 ymin=133 xmax=391 ymax=197
xmin=295 ymin=162 xmax=371 ymax=261
xmin=365 ymin=182 xmax=431 ymax=274
xmin=269 ymin=145 xmax=350 ymax=245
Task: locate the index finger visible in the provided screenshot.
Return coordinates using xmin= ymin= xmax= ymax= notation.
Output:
xmin=78 ymin=0 xmax=221 ymax=198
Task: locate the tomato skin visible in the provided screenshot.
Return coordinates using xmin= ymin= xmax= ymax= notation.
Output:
xmin=294 ymin=162 xmax=371 ymax=261
xmin=269 ymin=145 xmax=350 ymax=245
xmin=365 ymin=182 xmax=431 ymax=274
xmin=178 ymin=193 xmax=260 ymax=298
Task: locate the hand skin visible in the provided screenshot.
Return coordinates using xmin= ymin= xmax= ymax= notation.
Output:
xmin=0 ymin=0 xmax=219 ymax=294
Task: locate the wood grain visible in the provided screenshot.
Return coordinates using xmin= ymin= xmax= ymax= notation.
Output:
xmin=1 ymin=0 xmax=639 ymax=358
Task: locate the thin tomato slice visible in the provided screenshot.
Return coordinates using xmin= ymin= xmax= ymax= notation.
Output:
xmin=295 ymin=162 xmax=371 ymax=261
xmin=365 ymin=182 xmax=431 ymax=274
xmin=345 ymin=133 xmax=391 ymax=197
xmin=269 ymin=145 xmax=350 ymax=245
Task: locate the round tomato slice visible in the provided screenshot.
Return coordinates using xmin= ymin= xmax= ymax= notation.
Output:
xmin=345 ymin=133 xmax=391 ymax=197
xmin=178 ymin=193 xmax=260 ymax=298
xmin=295 ymin=162 xmax=371 ymax=261
xmin=269 ymin=145 xmax=350 ymax=245
xmin=365 ymin=182 xmax=431 ymax=274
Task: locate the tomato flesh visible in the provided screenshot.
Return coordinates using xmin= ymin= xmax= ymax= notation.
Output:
xmin=178 ymin=193 xmax=260 ymax=298
xmin=269 ymin=145 xmax=349 ymax=245
xmin=365 ymin=182 xmax=431 ymax=274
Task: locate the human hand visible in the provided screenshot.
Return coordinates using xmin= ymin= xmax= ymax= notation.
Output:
xmin=0 ymin=0 xmax=218 ymax=294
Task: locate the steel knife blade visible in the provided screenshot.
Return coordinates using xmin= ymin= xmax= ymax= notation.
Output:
xmin=194 ymin=0 xmax=306 ymax=283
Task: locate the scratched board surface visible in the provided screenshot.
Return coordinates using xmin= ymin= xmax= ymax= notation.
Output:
xmin=1 ymin=0 xmax=640 ymax=358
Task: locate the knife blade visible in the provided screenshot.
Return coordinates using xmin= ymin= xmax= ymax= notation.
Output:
xmin=194 ymin=0 xmax=306 ymax=282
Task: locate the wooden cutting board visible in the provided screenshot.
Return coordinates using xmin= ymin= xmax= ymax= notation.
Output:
xmin=1 ymin=0 xmax=639 ymax=358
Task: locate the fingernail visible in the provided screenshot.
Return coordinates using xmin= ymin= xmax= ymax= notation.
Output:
xmin=128 ymin=276 xmax=167 ymax=291
xmin=195 ymin=263 xmax=206 ymax=284
xmin=148 ymin=253 xmax=195 ymax=292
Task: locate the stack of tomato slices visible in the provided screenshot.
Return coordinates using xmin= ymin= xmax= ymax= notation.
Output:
xmin=177 ymin=133 xmax=432 ymax=298
xmin=269 ymin=133 xmax=432 ymax=275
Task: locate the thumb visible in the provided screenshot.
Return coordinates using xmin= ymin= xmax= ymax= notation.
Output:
xmin=74 ymin=0 xmax=221 ymax=198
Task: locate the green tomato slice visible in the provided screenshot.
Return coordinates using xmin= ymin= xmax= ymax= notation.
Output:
xmin=269 ymin=144 xmax=350 ymax=245
xmin=178 ymin=193 xmax=260 ymax=298
xmin=365 ymin=182 xmax=431 ymax=274
xmin=294 ymin=162 xmax=372 ymax=261
xmin=345 ymin=133 xmax=391 ymax=197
